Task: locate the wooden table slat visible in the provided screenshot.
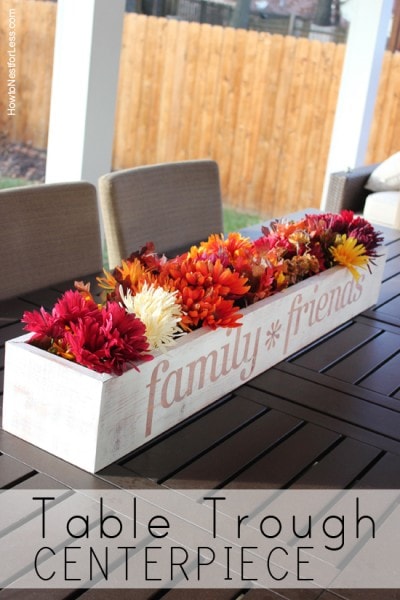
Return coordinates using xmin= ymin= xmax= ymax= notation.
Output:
xmin=290 ymin=437 xmax=381 ymax=489
xmin=382 ymin=237 xmax=400 ymax=259
xmin=96 ymin=463 xmax=163 ymax=490
xmin=354 ymin=452 xmax=400 ymax=488
xmin=320 ymin=590 xmax=400 ymax=599
xmin=0 ymin=589 xmax=78 ymax=599
xmin=0 ymin=322 xmax=24 ymax=347
xmin=0 ymin=454 xmax=36 ymax=488
xmin=239 ymin=382 xmax=400 ymax=457
xmin=324 ymin=330 xmax=400 ymax=383
xmin=0 ymin=430 xmax=119 ymax=491
xmin=292 ymin=321 xmax=381 ymax=372
xmin=372 ymin=273 xmax=400 ymax=307
xmin=122 ymin=394 xmax=267 ymax=481
xmin=225 ymin=423 xmax=341 ymax=489
xmin=18 ymin=288 xmax=64 ymax=310
xmin=160 ymin=589 xmax=244 ymax=599
xmin=78 ymin=589 xmax=160 ymax=600
xmin=275 ymin=360 xmax=400 ymax=413
xmin=242 ymin=589 xmax=320 ymax=600
xmin=382 ymin=257 xmax=400 ymax=281
xmin=373 ymin=295 xmax=400 ymax=328
xmin=359 ymin=351 xmax=400 ymax=396
xmin=249 ymin=367 xmax=400 ymax=442
xmin=0 ymin=297 xmax=34 ymax=320
xmin=163 ymin=410 xmax=303 ymax=489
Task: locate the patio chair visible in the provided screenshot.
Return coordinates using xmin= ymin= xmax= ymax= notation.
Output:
xmin=0 ymin=181 xmax=103 ymax=301
xmin=324 ymin=163 xmax=380 ymax=214
xmin=98 ymin=159 xmax=224 ymax=268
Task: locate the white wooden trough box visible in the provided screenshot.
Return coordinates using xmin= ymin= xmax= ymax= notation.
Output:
xmin=3 ymin=255 xmax=385 ymax=473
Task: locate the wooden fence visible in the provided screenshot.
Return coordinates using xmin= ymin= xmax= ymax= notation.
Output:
xmin=0 ymin=0 xmax=56 ymax=148
xmin=1 ymin=1 xmax=400 ymax=217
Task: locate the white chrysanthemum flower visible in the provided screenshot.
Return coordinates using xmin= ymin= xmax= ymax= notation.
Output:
xmin=119 ymin=283 xmax=185 ymax=351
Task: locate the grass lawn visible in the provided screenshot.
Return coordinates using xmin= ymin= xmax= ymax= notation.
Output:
xmin=0 ymin=177 xmax=31 ymax=189
xmin=223 ymin=207 xmax=261 ymax=233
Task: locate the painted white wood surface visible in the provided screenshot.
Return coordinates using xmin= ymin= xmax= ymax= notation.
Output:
xmin=3 ymin=255 xmax=386 ymax=473
xmin=45 ymin=0 xmax=125 ymax=187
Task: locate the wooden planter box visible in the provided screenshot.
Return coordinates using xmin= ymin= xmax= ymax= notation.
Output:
xmin=3 ymin=255 xmax=385 ymax=473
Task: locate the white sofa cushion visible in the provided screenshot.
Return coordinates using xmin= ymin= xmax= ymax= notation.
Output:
xmin=365 ymin=152 xmax=400 ymax=192
xmin=363 ymin=191 xmax=400 ymax=229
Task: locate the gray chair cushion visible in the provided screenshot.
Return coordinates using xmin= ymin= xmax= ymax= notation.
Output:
xmin=0 ymin=181 xmax=103 ymax=300
xmin=99 ymin=160 xmax=224 ymax=268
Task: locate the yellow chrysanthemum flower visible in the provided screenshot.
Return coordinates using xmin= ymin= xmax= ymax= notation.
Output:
xmin=330 ymin=234 xmax=369 ymax=281
xmin=119 ymin=283 xmax=184 ymax=351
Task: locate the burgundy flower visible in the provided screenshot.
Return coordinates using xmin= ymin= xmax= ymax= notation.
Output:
xmin=347 ymin=216 xmax=384 ymax=256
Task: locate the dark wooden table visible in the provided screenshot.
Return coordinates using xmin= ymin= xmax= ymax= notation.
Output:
xmin=0 ymin=222 xmax=399 ymax=599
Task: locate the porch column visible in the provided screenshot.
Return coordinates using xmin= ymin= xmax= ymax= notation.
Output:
xmin=45 ymin=0 xmax=125 ymax=186
xmin=320 ymin=0 xmax=394 ymax=209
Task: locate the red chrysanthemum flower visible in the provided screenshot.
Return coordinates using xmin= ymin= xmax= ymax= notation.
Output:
xmin=22 ymin=306 xmax=64 ymax=345
xmin=52 ymin=289 xmax=99 ymax=324
xmin=22 ymin=290 xmax=99 ymax=345
xmin=64 ymin=302 xmax=152 ymax=375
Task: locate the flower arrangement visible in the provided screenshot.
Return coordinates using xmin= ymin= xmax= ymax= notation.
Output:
xmin=22 ymin=211 xmax=382 ymax=376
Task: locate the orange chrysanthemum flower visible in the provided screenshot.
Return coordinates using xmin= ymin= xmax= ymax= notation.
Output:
xmin=98 ymin=258 xmax=153 ymax=301
xmin=167 ymin=257 xmax=249 ymax=329
xmin=269 ymin=218 xmax=308 ymax=238
xmin=97 ymin=268 xmax=119 ymax=295
xmin=115 ymin=258 xmax=149 ymax=292
xmin=179 ymin=258 xmax=249 ymax=298
xmin=203 ymin=297 xmax=243 ymax=329
xmin=188 ymin=233 xmax=254 ymax=271
xmin=198 ymin=232 xmax=253 ymax=257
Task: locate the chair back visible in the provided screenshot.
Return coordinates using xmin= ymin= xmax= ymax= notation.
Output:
xmin=325 ymin=164 xmax=380 ymax=214
xmin=99 ymin=160 xmax=224 ymax=268
xmin=0 ymin=182 xmax=103 ymax=300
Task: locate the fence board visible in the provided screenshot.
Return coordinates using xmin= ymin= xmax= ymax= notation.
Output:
xmin=228 ymin=28 xmax=260 ymax=212
xmin=2 ymin=3 xmax=400 ymax=220
xmin=249 ymin=34 xmax=276 ymax=215
xmin=189 ymin=23 xmax=214 ymax=158
xmin=113 ymin=14 xmax=146 ymax=168
xmin=293 ymin=37 xmax=320 ymax=210
xmin=212 ymin=25 xmax=242 ymax=195
xmin=166 ymin=20 xmax=191 ymax=159
xmin=275 ymin=36 xmax=308 ymax=215
xmin=0 ymin=0 xmax=55 ymax=147
xmin=175 ymin=21 xmax=202 ymax=160
xmin=153 ymin=18 xmax=173 ymax=160
xmin=243 ymin=32 xmax=272 ymax=215
xmin=257 ymin=34 xmax=286 ymax=217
